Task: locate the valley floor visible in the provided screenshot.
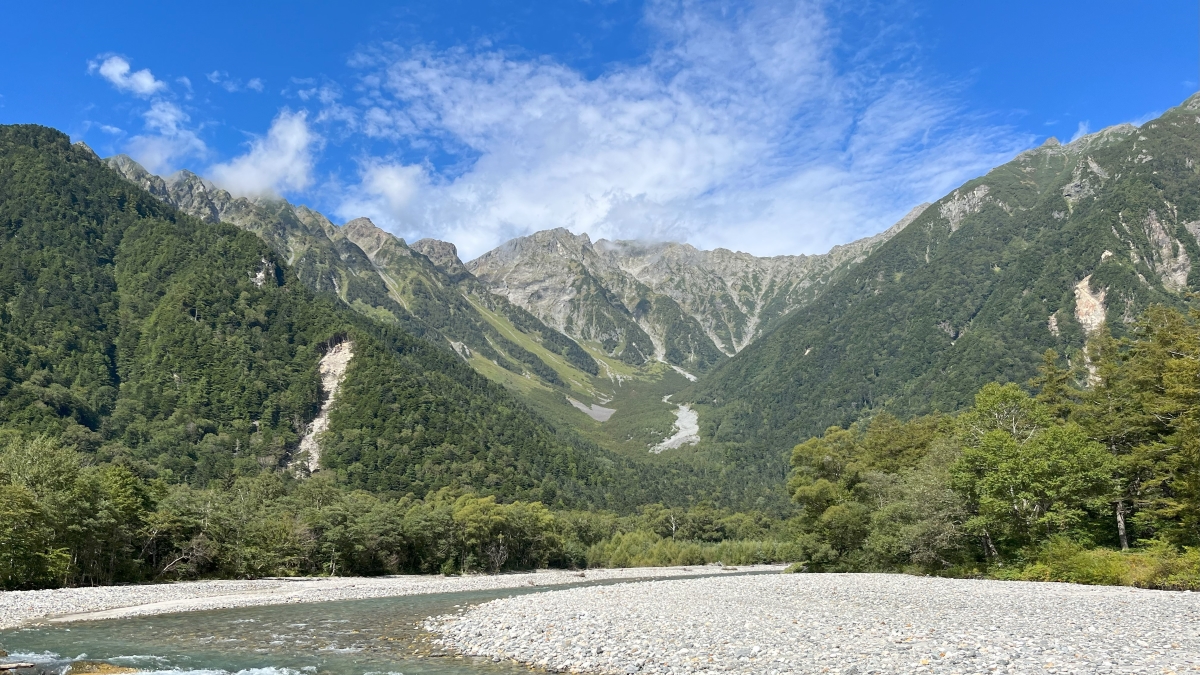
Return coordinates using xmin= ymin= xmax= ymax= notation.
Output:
xmin=431 ymin=573 xmax=1200 ymax=674
xmin=0 ymin=566 xmax=783 ymax=629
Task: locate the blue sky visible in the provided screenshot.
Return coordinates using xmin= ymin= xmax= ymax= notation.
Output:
xmin=1 ymin=1 xmax=1196 ymax=258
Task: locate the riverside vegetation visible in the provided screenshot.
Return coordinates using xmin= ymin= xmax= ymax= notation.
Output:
xmin=784 ymin=309 xmax=1200 ymax=589
xmin=0 ymin=432 xmax=800 ymax=588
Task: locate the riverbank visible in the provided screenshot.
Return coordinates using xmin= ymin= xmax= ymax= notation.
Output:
xmin=0 ymin=565 xmax=783 ymax=629
xmin=430 ymin=572 xmax=1200 ymax=674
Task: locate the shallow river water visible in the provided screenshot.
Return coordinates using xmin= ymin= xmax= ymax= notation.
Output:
xmin=0 ymin=581 xmax=595 ymax=675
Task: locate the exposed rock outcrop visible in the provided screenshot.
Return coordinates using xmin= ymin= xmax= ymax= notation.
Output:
xmin=1143 ymin=210 xmax=1190 ymax=292
xmin=296 ymin=341 xmax=354 ymax=475
xmin=467 ymin=205 xmax=927 ymax=366
xmin=940 ymin=185 xmax=990 ymax=231
xmin=1074 ymin=276 xmax=1107 ymax=335
xmin=411 ymin=238 xmax=469 ymax=279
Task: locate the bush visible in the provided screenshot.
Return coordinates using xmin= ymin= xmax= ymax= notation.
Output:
xmin=586 ymin=531 xmax=804 ymax=568
xmin=1007 ymin=537 xmax=1200 ymax=590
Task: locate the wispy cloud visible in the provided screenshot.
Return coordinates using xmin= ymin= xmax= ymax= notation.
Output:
xmin=325 ymin=0 xmax=1030 ymax=259
xmin=89 ymin=55 xmax=167 ymax=97
xmin=209 ymin=109 xmax=321 ymax=196
xmin=207 ymin=71 xmax=264 ymax=93
xmin=125 ymin=101 xmax=207 ymax=174
xmin=85 ymin=53 xmax=207 ymax=173
xmin=1070 ymin=121 xmax=1090 ymax=142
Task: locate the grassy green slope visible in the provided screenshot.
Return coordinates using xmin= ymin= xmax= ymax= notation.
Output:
xmin=691 ymin=97 xmax=1200 ymax=461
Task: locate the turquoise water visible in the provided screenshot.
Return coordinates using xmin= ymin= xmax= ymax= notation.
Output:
xmin=0 ymin=585 xmax=550 ymax=675
xmin=0 ymin=573 xmax=751 ymax=675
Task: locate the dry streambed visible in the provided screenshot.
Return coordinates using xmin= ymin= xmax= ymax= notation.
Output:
xmin=430 ymin=573 xmax=1200 ymax=674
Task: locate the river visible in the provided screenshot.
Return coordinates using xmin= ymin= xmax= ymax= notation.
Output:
xmin=0 ymin=574 xmax=743 ymax=675
xmin=0 ymin=585 xmax=551 ymax=675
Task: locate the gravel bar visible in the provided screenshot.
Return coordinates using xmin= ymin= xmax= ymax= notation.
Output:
xmin=0 ymin=564 xmax=784 ymax=629
xmin=429 ymin=572 xmax=1200 ymax=674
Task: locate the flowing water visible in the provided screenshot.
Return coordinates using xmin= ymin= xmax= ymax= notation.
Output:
xmin=0 ymin=574 xmax=748 ymax=675
xmin=0 ymin=585 xmax=558 ymax=675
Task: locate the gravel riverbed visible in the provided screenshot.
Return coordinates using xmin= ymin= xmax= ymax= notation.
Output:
xmin=430 ymin=573 xmax=1200 ymax=674
xmin=0 ymin=565 xmax=783 ymax=629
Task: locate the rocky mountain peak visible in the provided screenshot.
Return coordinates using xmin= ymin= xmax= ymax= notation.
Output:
xmin=73 ymin=140 xmax=99 ymax=159
xmin=340 ymin=216 xmax=385 ymax=242
xmin=501 ymin=227 xmax=594 ymax=259
xmin=341 ymin=217 xmax=409 ymax=263
xmin=469 ymin=209 xmax=919 ymax=363
xmin=107 ymin=154 xmax=170 ymax=199
xmin=411 ymin=238 xmax=468 ymax=278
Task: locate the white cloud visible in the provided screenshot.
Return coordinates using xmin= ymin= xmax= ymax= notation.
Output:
xmin=1129 ymin=110 xmax=1161 ymax=127
xmin=207 ymin=71 xmax=263 ymax=93
xmin=208 ymin=110 xmax=320 ymax=196
xmin=207 ymin=70 xmax=241 ymax=92
xmin=89 ymin=55 xmax=167 ymax=97
xmin=125 ymin=101 xmax=207 ymax=174
xmin=1070 ymin=121 xmax=1090 ymax=142
xmin=329 ymin=0 xmax=1029 ymax=260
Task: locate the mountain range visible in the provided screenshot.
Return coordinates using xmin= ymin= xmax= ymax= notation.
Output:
xmin=467 ymin=211 xmax=925 ymax=374
xmin=101 ymin=152 xmax=916 ymax=471
xmin=6 ymin=93 xmax=1200 ymax=513
xmin=104 ymin=154 xmax=913 ymax=385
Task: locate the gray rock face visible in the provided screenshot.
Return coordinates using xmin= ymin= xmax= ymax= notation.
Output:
xmin=467 ymin=205 xmax=927 ymax=366
xmin=105 ymin=155 xmax=341 ymax=261
xmin=411 ymin=238 xmax=469 ymax=279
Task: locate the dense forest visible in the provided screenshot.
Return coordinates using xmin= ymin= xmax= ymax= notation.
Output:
xmin=0 ymin=432 xmax=799 ymax=588
xmin=782 ymin=305 xmax=1200 ymax=589
xmin=6 ymin=304 xmax=1199 ymax=590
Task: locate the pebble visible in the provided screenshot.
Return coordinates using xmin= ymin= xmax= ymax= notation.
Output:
xmin=0 ymin=565 xmax=782 ymax=629
xmin=429 ymin=572 xmax=1200 ymax=674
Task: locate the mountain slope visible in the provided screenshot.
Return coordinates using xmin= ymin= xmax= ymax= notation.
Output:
xmin=104 ymin=155 xmax=423 ymax=337
xmin=342 ymin=218 xmax=598 ymax=383
xmin=467 ymin=211 xmax=923 ymax=373
xmin=104 ymin=156 xmax=600 ymax=391
xmin=691 ymin=98 xmax=1200 ymax=457
xmin=0 ymin=124 xmax=633 ymax=506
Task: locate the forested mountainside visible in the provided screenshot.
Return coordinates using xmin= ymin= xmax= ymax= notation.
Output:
xmin=690 ymin=96 xmax=1200 ymax=458
xmin=104 ymin=155 xmax=598 ymax=391
xmin=466 ymin=213 xmax=921 ymax=373
xmin=778 ymin=308 xmax=1200 ymax=586
xmin=0 ymin=124 xmax=635 ymax=507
